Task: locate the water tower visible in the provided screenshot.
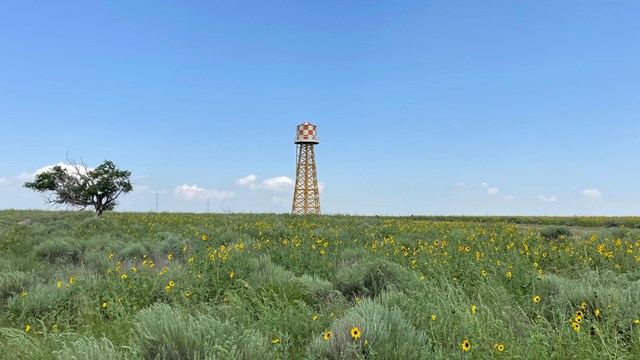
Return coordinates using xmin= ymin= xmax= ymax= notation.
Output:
xmin=292 ymin=122 xmax=321 ymax=215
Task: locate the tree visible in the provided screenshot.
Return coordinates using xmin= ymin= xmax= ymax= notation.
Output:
xmin=24 ymin=159 xmax=133 ymax=216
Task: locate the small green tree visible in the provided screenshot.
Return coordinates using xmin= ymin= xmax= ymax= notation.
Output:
xmin=24 ymin=159 xmax=133 ymax=216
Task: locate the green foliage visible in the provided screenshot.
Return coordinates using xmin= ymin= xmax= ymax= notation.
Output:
xmin=133 ymin=303 xmax=270 ymax=360
xmin=33 ymin=237 xmax=81 ymax=264
xmin=540 ymin=225 xmax=572 ymax=239
xmin=334 ymin=258 xmax=420 ymax=299
xmin=2 ymin=211 xmax=640 ymax=359
xmin=0 ymin=327 xmax=46 ymax=360
xmin=23 ymin=160 xmax=132 ymax=216
xmin=0 ymin=271 xmax=35 ymax=300
xmin=307 ymin=298 xmax=430 ymax=359
xmin=54 ymin=336 xmax=131 ymax=360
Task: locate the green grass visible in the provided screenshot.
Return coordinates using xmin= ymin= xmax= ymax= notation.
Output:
xmin=1 ymin=210 xmax=639 ymax=359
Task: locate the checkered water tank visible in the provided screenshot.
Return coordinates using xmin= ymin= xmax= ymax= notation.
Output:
xmin=294 ymin=122 xmax=319 ymax=144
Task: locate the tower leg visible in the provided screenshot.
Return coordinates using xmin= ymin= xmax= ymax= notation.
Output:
xmin=292 ymin=144 xmax=320 ymax=214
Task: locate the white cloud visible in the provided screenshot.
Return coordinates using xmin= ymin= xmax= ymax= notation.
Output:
xmin=481 ymin=182 xmax=489 ymax=188
xmin=487 ymin=187 xmax=499 ymax=195
xmin=174 ymin=184 xmax=235 ymax=200
xmin=236 ymin=174 xmax=322 ymax=194
xmin=581 ymin=188 xmax=602 ymax=200
xmin=236 ymin=174 xmax=257 ymax=189
xmin=261 ymin=176 xmax=294 ymax=192
xmin=318 ymin=182 xmax=326 ymax=194
xmin=504 ymin=195 xmax=515 ymax=201
xmin=0 ymin=177 xmax=11 ymax=185
xmin=457 ymin=182 xmax=466 ymax=188
xmin=19 ymin=163 xmax=91 ymax=182
xmin=536 ymin=194 xmax=557 ymax=203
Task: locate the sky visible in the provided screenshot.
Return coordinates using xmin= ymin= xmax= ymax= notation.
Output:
xmin=1 ymin=1 xmax=639 ymax=216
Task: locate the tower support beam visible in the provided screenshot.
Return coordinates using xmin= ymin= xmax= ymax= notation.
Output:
xmin=292 ymin=143 xmax=320 ymax=214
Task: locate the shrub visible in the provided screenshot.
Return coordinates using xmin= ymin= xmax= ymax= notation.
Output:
xmin=0 ymin=327 xmax=46 ymax=360
xmin=54 ymin=336 xmax=130 ymax=360
xmin=117 ymin=243 xmax=148 ymax=259
xmin=334 ymin=258 xmax=421 ymax=299
xmin=33 ymin=237 xmax=81 ymax=264
xmin=307 ymin=298 xmax=429 ymax=359
xmin=133 ymin=303 xmax=270 ymax=360
xmin=0 ymin=271 xmax=35 ymax=300
xmin=540 ymin=226 xmax=572 ymax=240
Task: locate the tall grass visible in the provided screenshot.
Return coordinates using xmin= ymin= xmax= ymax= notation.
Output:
xmin=1 ymin=210 xmax=639 ymax=358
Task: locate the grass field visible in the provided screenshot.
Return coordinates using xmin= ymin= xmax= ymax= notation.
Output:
xmin=1 ymin=210 xmax=640 ymax=359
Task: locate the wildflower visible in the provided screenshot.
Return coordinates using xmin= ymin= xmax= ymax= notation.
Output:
xmin=57 ymin=281 xmax=62 ymax=288
xmin=165 ymin=285 xmax=171 ymax=292
xmin=230 ymin=272 xmax=235 ymax=279
xmin=482 ymin=270 xmax=488 ymax=277
xmin=107 ymin=253 xmax=113 ymax=260
xmin=121 ymin=273 xmax=127 ymax=280
xmin=461 ymin=339 xmax=471 ymax=351
xmin=188 ymin=257 xmax=194 ymax=263
xmin=131 ymin=267 xmax=137 ymax=272
xmin=581 ymin=302 xmax=587 ymax=310
xmin=471 ymin=305 xmax=477 ymax=314
xmin=102 ymin=302 xmax=107 ymax=308
xmin=533 ymin=262 xmax=538 ymax=268
xmin=202 ymin=235 xmax=207 ymax=241
xmin=533 ymin=296 xmax=541 ymax=303
xmin=21 ymin=291 xmax=27 ymax=297
xmin=576 ymin=310 xmax=584 ymax=318
xmin=183 ymin=246 xmax=187 ymax=252
xmin=320 ymin=250 xmax=325 ymax=255
xmin=572 ymin=322 xmax=580 ymax=332
xmin=506 ymin=271 xmax=512 ymax=278
xmin=271 ymin=338 xmax=280 ymax=344
xmin=52 ymin=324 xmax=58 ymax=330
xmin=323 ymin=331 xmax=332 ymax=340
xmin=594 ymin=309 xmax=601 ymax=317
xmin=185 ymin=291 xmax=192 ymax=297
xmin=312 ymin=315 xmax=318 ymax=321
xmin=167 ymin=253 xmax=173 ymax=260
xmin=25 ymin=324 xmax=31 ymax=332
xmin=69 ymin=277 xmax=75 ymax=284
xmin=355 ymin=297 xmax=361 ymax=303
xmin=169 ymin=281 xmax=175 ymax=287
xmin=350 ymin=327 xmax=361 ymax=340
xmin=634 ymin=319 xmax=640 ymax=324
xmin=497 ymin=344 xmax=505 ymax=352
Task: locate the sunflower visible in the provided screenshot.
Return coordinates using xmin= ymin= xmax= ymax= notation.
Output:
xmin=575 ymin=315 xmax=583 ymax=323
xmin=533 ymin=296 xmax=541 ymax=303
xmin=497 ymin=344 xmax=505 ymax=352
xmin=121 ymin=273 xmax=127 ymax=280
xmin=431 ymin=314 xmax=437 ymax=321
xmin=482 ymin=270 xmax=488 ymax=277
xmin=581 ymin=302 xmax=587 ymax=310
xmin=323 ymin=331 xmax=332 ymax=340
xmin=506 ymin=271 xmax=512 ymax=278
xmin=594 ymin=309 xmax=601 ymax=317
xmin=202 ymin=235 xmax=207 ymax=241
xmin=169 ymin=280 xmax=175 ymax=287
xmin=25 ymin=324 xmax=31 ymax=332
xmin=461 ymin=339 xmax=471 ymax=351
xmin=572 ymin=322 xmax=580 ymax=332
xmin=350 ymin=327 xmax=361 ymax=340
xmin=471 ymin=305 xmax=477 ymax=314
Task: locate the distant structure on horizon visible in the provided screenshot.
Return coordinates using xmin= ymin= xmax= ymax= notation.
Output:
xmin=292 ymin=122 xmax=321 ymax=215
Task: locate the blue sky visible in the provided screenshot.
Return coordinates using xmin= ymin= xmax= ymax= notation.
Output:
xmin=1 ymin=1 xmax=639 ymax=215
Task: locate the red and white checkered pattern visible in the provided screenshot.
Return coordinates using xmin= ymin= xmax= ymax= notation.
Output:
xmin=297 ymin=122 xmax=317 ymax=140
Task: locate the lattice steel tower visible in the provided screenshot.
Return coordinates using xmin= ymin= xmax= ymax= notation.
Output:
xmin=292 ymin=122 xmax=320 ymax=215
